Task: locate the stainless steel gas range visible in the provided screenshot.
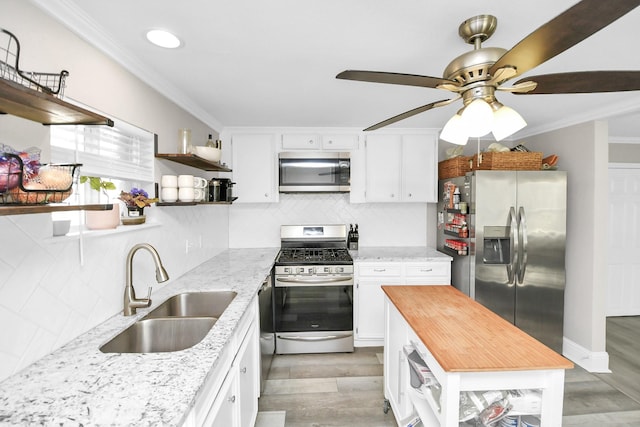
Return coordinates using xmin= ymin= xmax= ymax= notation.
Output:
xmin=273 ymin=224 xmax=354 ymax=354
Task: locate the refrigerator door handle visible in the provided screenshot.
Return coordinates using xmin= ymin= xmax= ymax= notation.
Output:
xmin=507 ymin=207 xmax=517 ymax=285
xmin=517 ymin=206 xmax=528 ymax=284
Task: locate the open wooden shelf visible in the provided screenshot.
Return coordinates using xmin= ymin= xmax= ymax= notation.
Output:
xmin=0 ymin=78 xmax=114 ymax=126
xmin=0 ymin=203 xmax=113 ymax=216
xmin=154 ymin=153 xmax=232 ymax=172
xmin=157 ymin=197 xmax=238 ymax=207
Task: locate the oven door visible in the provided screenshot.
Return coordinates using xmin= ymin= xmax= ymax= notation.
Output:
xmin=278 ymin=152 xmax=350 ymax=193
xmin=274 ymin=275 xmax=354 ymax=353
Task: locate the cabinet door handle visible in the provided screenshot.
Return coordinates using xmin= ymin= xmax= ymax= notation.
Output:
xmin=240 ymin=367 xmax=247 ymax=374
xmin=264 ymin=193 xmax=269 ymax=198
xmin=308 ymin=139 xmax=314 ymax=145
xmin=374 ymin=268 xmax=386 ymax=272
xmin=228 ymin=395 xmax=236 ymax=403
xmin=408 ymin=193 xmax=412 ymax=197
xmin=420 ymin=268 xmax=433 ymax=272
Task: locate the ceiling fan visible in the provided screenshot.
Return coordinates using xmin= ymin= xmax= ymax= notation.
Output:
xmin=336 ymin=0 xmax=640 ymax=143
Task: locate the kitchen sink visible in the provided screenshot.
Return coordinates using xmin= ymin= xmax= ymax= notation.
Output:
xmin=100 ymin=291 xmax=237 ymax=353
xmin=143 ymin=291 xmax=237 ymax=319
xmin=100 ymin=317 xmax=217 ymax=353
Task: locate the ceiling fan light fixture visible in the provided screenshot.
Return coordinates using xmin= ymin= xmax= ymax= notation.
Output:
xmin=491 ymin=103 xmax=527 ymax=141
xmin=440 ymin=113 xmax=468 ymax=145
xmin=146 ymin=29 xmax=181 ymax=49
xmin=461 ymin=98 xmax=493 ymax=137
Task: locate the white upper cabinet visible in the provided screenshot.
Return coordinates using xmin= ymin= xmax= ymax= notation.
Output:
xmin=365 ymin=133 xmax=437 ymax=203
xmin=231 ymin=133 xmax=278 ymax=203
xmin=365 ymin=134 xmax=403 ymax=202
xmin=321 ymin=134 xmax=358 ymax=150
xmin=402 ymin=134 xmax=438 ymax=202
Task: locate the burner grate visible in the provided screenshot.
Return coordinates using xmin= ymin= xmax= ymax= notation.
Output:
xmin=277 ymin=248 xmax=352 ymax=264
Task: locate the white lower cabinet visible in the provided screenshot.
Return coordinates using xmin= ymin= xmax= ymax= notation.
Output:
xmin=354 ymin=261 xmax=451 ymax=346
xmin=185 ymin=297 xmax=260 ymax=427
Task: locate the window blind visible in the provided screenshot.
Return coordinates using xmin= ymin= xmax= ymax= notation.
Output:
xmin=50 ymin=120 xmax=155 ymax=183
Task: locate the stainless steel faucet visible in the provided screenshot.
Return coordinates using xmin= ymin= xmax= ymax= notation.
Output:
xmin=124 ymin=243 xmax=170 ymax=316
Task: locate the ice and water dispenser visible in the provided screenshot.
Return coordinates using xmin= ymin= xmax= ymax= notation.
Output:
xmin=482 ymin=226 xmax=511 ymax=264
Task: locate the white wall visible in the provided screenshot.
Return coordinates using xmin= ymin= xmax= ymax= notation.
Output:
xmin=527 ymin=121 xmax=609 ymax=370
xmin=0 ymin=0 xmax=229 ymax=381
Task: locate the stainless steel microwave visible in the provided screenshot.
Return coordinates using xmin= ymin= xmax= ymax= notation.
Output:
xmin=278 ymin=152 xmax=350 ymax=193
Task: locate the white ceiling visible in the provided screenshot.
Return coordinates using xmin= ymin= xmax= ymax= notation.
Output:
xmin=32 ymin=0 xmax=640 ymax=139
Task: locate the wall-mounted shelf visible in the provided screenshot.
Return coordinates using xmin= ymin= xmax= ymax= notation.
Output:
xmin=156 ymin=197 xmax=238 ymax=207
xmin=0 ymin=78 xmax=114 ymax=126
xmin=154 ymin=153 xmax=232 ymax=172
xmin=0 ymin=203 xmax=113 ymax=216
xmin=154 ymin=139 xmax=231 ymax=172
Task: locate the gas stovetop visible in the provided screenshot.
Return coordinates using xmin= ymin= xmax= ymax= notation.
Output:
xmin=275 ymin=247 xmax=353 ymax=265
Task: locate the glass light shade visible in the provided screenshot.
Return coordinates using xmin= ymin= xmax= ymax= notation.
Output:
xmin=440 ymin=114 xmax=468 ymax=145
xmin=492 ymin=105 xmax=527 ymax=141
xmin=461 ymin=99 xmax=494 ymax=137
xmin=146 ymin=30 xmax=181 ymax=48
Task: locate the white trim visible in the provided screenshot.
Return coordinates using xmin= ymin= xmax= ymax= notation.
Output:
xmin=562 ymin=337 xmax=610 ymax=373
xmin=609 ymin=137 xmax=640 ymax=145
xmin=30 ymin=0 xmax=223 ymax=131
xmin=609 ymin=162 xmax=640 ymax=169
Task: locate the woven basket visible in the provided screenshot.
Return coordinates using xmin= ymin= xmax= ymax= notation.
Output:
xmin=438 ymin=156 xmax=472 ymax=180
xmin=471 ymin=151 xmax=543 ymax=171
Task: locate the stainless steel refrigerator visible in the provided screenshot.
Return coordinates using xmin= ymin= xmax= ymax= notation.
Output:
xmin=437 ymin=170 xmax=567 ymax=353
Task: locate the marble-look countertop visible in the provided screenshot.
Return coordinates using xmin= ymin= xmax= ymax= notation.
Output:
xmin=350 ymin=246 xmax=452 ymax=263
xmin=0 ymin=247 xmax=279 ymax=427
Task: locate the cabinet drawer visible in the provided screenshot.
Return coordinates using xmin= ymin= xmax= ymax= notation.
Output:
xmin=321 ymin=134 xmax=358 ymax=150
xmin=404 ymin=263 xmax=450 ymax=278
xmin=358 ymin=264 xmax=402 ymax=277
xmin=281 ymin=134 xmax=320 ymax=149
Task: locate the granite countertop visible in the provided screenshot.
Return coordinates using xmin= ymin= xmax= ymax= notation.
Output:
xmin=0 ymin=247 xmax=279 ymax=426
xmin=350 ymin=246 xmax=452 ymax=262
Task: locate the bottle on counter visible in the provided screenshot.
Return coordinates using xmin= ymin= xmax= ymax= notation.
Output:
xmin=350 ymin=224 xmax=359 ymax=250
xmin=206 ymin=134 xmax=215 ymax=148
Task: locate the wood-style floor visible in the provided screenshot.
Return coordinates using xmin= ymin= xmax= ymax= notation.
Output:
xmin=257 ymin=317 xmax=640 ymax=426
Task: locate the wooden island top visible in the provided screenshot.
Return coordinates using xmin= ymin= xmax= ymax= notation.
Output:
xmin=382 ymin=285 xmax=574 ymax=373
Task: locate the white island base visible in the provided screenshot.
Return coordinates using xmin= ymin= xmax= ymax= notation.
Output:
xmin=383 ymin=285 xmax=573 ymax=427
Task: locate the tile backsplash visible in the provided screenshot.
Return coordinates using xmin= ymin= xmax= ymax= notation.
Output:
xmin=229 ymin=193 xmax=429 ymax=248
xmin=0 ymin=206 xmax=228 ymax=382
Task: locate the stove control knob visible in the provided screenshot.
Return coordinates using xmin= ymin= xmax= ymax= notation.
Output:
xmin=323 ymin=267 xmax=331 ymax=273
xmin=309 ymin=267 xmax=316 ymax=274
xmin=284 ymin=267 xmax=291 ymax=274
xmin=336 ymin=267 xmax=344 ymax=273
xmin=297 ymin=267 xmax=305 ymax=274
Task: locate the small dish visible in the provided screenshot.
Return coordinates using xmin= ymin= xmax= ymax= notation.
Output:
xmin=122 ymin=215 xmax=146 ymax=225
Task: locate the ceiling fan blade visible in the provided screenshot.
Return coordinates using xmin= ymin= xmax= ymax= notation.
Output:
xmin=489 ymin=0 xmax=640 ymax=80
xmin=363 ymin=99 xmax=450 ymax=131
xmin=336 ymin=70 xmax=458 ymax=89
xmin=513 ymin=71 xmax=640 ymax=94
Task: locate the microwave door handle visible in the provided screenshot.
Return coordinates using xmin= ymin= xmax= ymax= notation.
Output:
xmin=517 ymin=206 xmax=528 ymax=284
xmin=507 ymin=207 xmax=517 ymax=285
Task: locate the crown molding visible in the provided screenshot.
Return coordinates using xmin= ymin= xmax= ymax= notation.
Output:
xmin=29 ymin=0 xmax=223 ymax=131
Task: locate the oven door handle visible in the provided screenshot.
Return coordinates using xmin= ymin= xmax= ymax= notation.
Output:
xmin=275 ymin=276 xmax=353 ymax=286
xmin=277 ymin=333 xmax=353 ymax=342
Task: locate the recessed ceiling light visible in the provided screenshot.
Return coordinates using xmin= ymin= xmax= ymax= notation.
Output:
xmin=146 ymin=29 xmax=181 ymax=49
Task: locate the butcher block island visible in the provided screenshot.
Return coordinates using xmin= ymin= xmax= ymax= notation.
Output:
xmin=382 ymin=285 xmax=573 ymax=427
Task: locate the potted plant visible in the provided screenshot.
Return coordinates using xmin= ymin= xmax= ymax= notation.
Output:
xmin=80 ymin=175 xmax=120 ymax=230
xmin=118 ymin=187 xmax=158 ymax=219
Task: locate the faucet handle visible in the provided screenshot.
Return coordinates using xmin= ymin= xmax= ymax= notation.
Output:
xmin=146 ymin=286 xmax=153 ymax=301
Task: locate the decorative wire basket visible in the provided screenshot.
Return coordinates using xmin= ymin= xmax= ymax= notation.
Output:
xmin=0 ymin=153 xmax=80 ymax=205
xmin=0 ymin=27 xmax=68 ymax=97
